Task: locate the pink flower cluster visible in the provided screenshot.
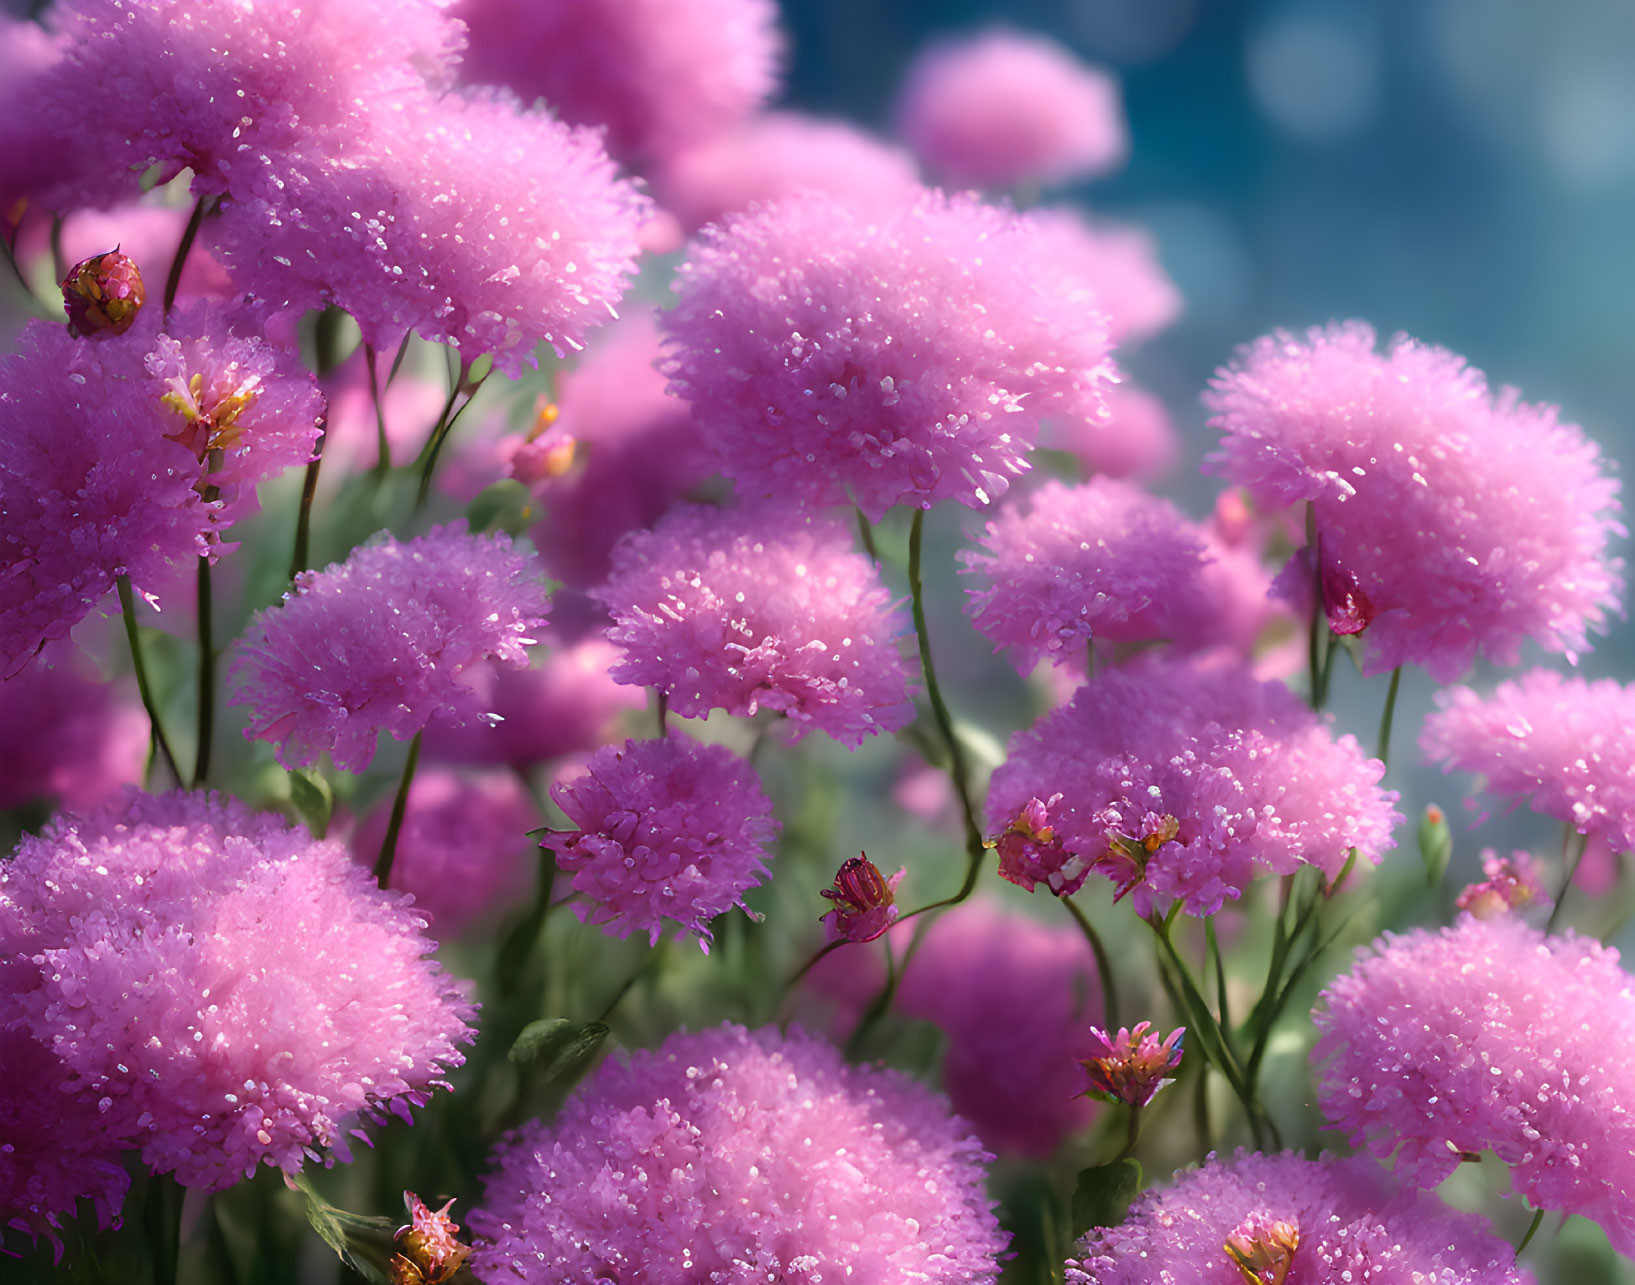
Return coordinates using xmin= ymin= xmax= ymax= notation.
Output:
xmin=987 ymin=655 xmax=1399 ymax=914
xmin=468 ymin=1023 xmax=1007 ymax=1282
xmin=600 ymin=503 xmax=914 ymax=746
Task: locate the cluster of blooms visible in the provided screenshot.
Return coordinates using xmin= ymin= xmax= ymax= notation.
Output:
xmin=467 ymin=1024 xmax=1008 ymax=1281
xmin=987 ymin=655 xmax=1400 ymax=913
xmin=1080 ymin=1023 xmax=1186 ymax=1109
xmin=0 ymin=791 xmax=474 ymax=1224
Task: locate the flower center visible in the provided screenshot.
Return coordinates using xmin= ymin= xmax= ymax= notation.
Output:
xmin=1223 ymin=1215 xmax=1299 ymax=1285
xmin=161 ymin=367 xmax=262 ymax=460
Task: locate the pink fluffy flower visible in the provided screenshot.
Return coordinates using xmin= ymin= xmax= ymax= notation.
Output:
xmin=544 ymin=736 xmax=779 ymax=950
xmin=229 ymin=524 xmax=550 ymax=771
xmin=422 ymin=639 xmax=644 ymax=769
xmin=468 ymin=1023 xmax=1006 ymax=1282
xmin=0 ymin=654 xmax=147 ymax=812
xmin=350 ymin=769 xmax=538 ymax=935
xmin=1026 ymin=208 xmax=1181 ymax=348
xmin=1456 ymin=850 xmax=1549 ymax=919
xmin=520 ymin=308 xmax=712 ymax=589
xmin=893 ymin=29 xmax=1126 ymax=191
xmin=1040 ymin=382 xmax=1179 ymax=483
xmin=1422 ymin=670 xmax=1635 ymax=855
xmin=1314 ymin=914 xmax=1635 ymax=1253
xmin=1068 ymin=1150 xmax=1531 ymax=1285
xmin=987 ymin=655 xmax=1399 ymax=916
xmin=1205 ymin=323 xmax=1623 ymax=681
xmin=962 ymin=477 xmax=1246 ymax=673
xmin=0 ymin=789 xmax=476 ymax=1191
xmin=655 ymin=111 xmax=921 ymax=231
xmin=454 ymin=0 xmax=781 ymax=170
xmin=664 ymin=189 xmax=1116 ymax=520
xmin=599 ymin=503 xmax=914 ymax=746
xmin=215 ymin=86 xmax=648 ymax=375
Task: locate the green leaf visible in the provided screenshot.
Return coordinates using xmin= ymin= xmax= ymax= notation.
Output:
xmin=466 ymin=479 xmax=538 ymax=537
xmin=508 ymin=1017 xmax=610 ymax=1090
xmin=289 ymin=1173 xmax=397 ymax=1285
xmin=288 ymin=768 xmax=333 ymax=840
xmin=1419 ymin=803 xmax=1453 ymax=887
xmin=1070 ymin=1158 xmax=1143 ymax=1239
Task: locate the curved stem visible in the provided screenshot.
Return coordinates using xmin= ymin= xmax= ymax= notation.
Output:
xmin=415 ymin=358 xmax=481 ymax=510
xmin=1376 ymin=666 xmax=1403 ymax=769
xmin=364 ymin=344 xmax=391 ymax=480
xmin=843 ymin=935 xmax=897 ymax=1060
xmin=1546 ymin=829 xmax=1590 ymax=934
xmin=117 ymin=574 xmax=182 ymax=786
xmin=1062 ymin=896 xmax=1119 ymax=1032
xmin=854 ymin=507 xmax=879 ymax=561
xmin=163 ymin=197 xmax=207 ymax=318
xmin=193 ymin=555 xmax=214 ymax=787
xmin=373 ymin=731 xmax=423 ymax=886
xmin=1514 ymin=1207 xmax=1546 ymax=1260
xmin=1115 ymin=1105 xmax=1143 ymax=1162
xmin=288 ymin=424 xmax=326 ymax=581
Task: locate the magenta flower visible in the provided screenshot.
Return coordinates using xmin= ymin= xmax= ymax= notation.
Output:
xmin=1068 ymin=1151 xmax=1529 ymax=1285
xmin=1457 ymin=850 xmax=1549 ymax=919
xmin=350 ymin=768 xmax=538 ymax=935
xmin=468 ymin=1023 xmax=1007 ymax=1282
xmin=819 ymin=853 xmax=905 ymax=944
xmin=1314 ymin=914 xmax=1635 ymax=1252
xmin=655 ymin=111 xmax=921 ymax=231
xmin=230 ymin=524 xmax=551 ymax=771
xmin=544 ymin=736 xmax=779 ymax=950
xmin=0 ymin=789 xmax=476 ymax=1191
xmin=1040 ymin=383 xmax=1179 ymax=483
xmin=394 ymin=1192 xmax=471 ymax=1282
xmin=891 ymin=900 xmax=1106 ymax=1158
xmin=599 ymin=503 xmax=914 ymax=746
xmin=215 ymin=85 xmax=648 ymax=375
xmin=664 ymin=189 xmax=1117 ymax=520
xmin=991 ymin=794 xmax=1090 ymax=896
xmin=61 ymin=247 xmax=145 ymax=337
xmin=1080 ymin=1022 xmax=1185 ymax=1109
xmin=422 ymin=639 xmax=645 ymax=769
xmin=961 ymin=477 xmax=1241 ymax=673
xmin=455 ymin=0 xmax=782 ymax=170
xmin=893 ymin=28 xmax=1126 ymax=191
xmin=1026 ymin=208 xmax=1181 ymax=348
xmin=0 ymin=653 xmax=147 ymax=812
xmin=1205 ymin=323 xmax=1624 ymax=680
xmin=1422 ymin=670 xmax=1635 ymax=855
xmin=987 ymin=655 xmax=1400 ymax=916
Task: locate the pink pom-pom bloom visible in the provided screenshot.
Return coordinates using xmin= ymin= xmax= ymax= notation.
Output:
xmin=350 ymin=768 xmax=537 ymax=935
xmin=1081 ymin=1022 xmax=1185 ymax=1109
xmin=1421 ymin=670 xmax=1635 ymax=855
xmin=422 ymin=639 xmax=644 ymax=769
xmin=1456 ymin=850 xmax=1549 ymax=919
xmin=962 ymin=477 xmax=1261 ymax=674
xmin=987 ymin=655 xmax=1400 ymax=915
xmin=467 ymin=1023 xmax=1006 ymax=1283
xmin=1026 ymin=208 xmax=1181 ymax=348
xmin=599 ymin=503 xmax=914 ymax=746
xmin=1314 ymin=914 xmax=1635 ymax=1253
xmin=0 ymin=789 xmax=475 ymax=1191
xmin=229 ymin=524 xmax=550 ymax=771
xmin=819 ymin=853 xmax=905 ymax=944
xmin=1205 ymin=323 xmax=1623 ymax=681
xmin=1068 ymin=1150 xmax=1532 ymax=1285
xmin=454 ymin=0 xmax=782 ymax=170
xmin=215 ymin=85 xmax=648 ymax=376
xmin=893 ymin=29 xmax=1126 ymax=191
xmin=0 ymin=654 xmax=147 ymax=812
xmin=1 ymin=311 xmax=321 ymax=675
xmin=663 ymin=189 xmax=1116 ymax=521
xmin=544 ymin=736 xmax=779 ymax=950
xmin=655 ymin=111 xmax=921 ymax=231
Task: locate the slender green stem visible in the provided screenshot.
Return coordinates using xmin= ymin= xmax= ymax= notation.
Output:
xmin=373 ymin=731 xmax=423 ymax=886
xmin=496 ymin=848 xmax=558 ymax=995
xmin=364 ymin=343 xmax=391 ymax=479
xmin=844 ymin=935 xmax=898 ymax=1060
xmin=415 ymin=358 xmax=480 ymax=510
xmin=1116 ymin=1105 xmax=1143 ymax=1162
xmin=1546 ymin=829 xmax=1590 ymax=934
xmin=655 ymin=690 xmax=669 ymax=737
xmin=144 ymin=1172 xmax=184 ymax=1285
xmin=1062 ymin=896 xmax=1119 ymax=1032
xmin=1376 ymin=666 xmax=1403 ymax=769
xmin=1514 ymin=1207 xmax=1546 ymax=1259
xmin=163 ymin=197 xmax=207 ymax=318
xmin=595 ymin=944 xmax=666 ymax=1023
xmin=855 ymin=507 xmax=879 ymax=560
xmin=1206 ymin=916 xmax=1231 ymax=1036
xmin=193 ymin=555 xmax=214 ymax=787
xmin=49 ymin=214 xmax=65 ymax=285
xmin=117 ymin=574 xmax=182 ymax=785
xmin=288 ymin=425 xmax=326 ymax=581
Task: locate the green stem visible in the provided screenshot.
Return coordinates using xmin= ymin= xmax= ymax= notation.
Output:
xmin=49 ymin=214 xmax=65 ymax=285
xmin=163 ymin=196 xmax=207 ymax=318
xmin=855 ymin=507 xmax=879 ymax=561
xmin=372 ymin=731 xmax=422 ymax=886
xmin=595 ymin=943 xmax=667 ymax=1023
xmin=844 ymin=935 xmax=898 ymax=1060
xmin=1062 ymin=896 xmax=1119 ymax=1032
xmin=1376 ymin=666 xmax=1403 ymax=769
xmin=0 ymin=231 xmax=52 ymax=317
xmin=655 ymin=690 xmax=669 ymax=738
xmin=414 ymin=358 xmax=480 ymax=510
xmin=144 ymin=1173 xmax=184 ymax=1285
xmin=193 ymin=555 xmax=214 ymax=787
xmin=1116 ymin=1105 xmax=1143 ymax=1162
xmin=288 ymin=425 xmax=326 ymax=581
xmin=1546 ymin=829 xmax=1590 ymax=934
xmin=1206 ymin=916 xmax=1231 ymax=1036
xmin=496 ymin=847 xmax=558 ymax=995
xmin=364 ymin=343 xmax=391 ymax=479
xmin=117 ymin=574 xmax=182 ymax=786
xmin=1514 ymin=1207 xmax=1546 ymax=1259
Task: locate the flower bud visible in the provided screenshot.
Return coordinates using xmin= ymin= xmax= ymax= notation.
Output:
xmin=61 ymin=248 xmax=145 ymax=337
xmin=391 ymin=1192 xmax=470 ymax=1285
xmin=1080 ymin=1020 xmax=1184 ymax=1108
xmin=819 ymin=852 xmax=904 ymax=943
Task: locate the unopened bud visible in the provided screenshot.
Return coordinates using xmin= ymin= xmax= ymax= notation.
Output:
xmin=61 ymin=248 xmax=145 ymax=337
